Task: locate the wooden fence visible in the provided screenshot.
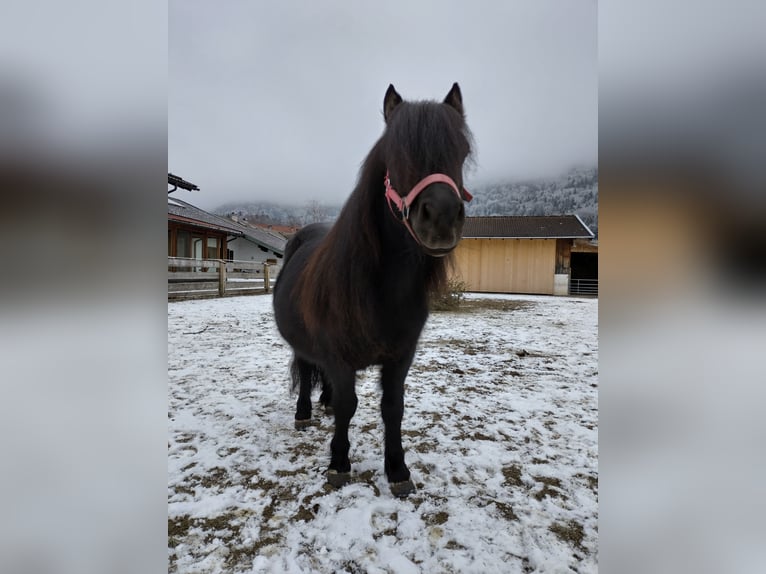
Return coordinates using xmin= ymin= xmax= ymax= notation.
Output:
xmin=168 ymin=257 xmax=278 ymax=301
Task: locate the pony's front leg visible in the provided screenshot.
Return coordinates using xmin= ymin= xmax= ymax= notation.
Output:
xmin=381 ymin=357 xmax=416 ymax=497
xmin=326 ymin=367 xmax=357 ymax=488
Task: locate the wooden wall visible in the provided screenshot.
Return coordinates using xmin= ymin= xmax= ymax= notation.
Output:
xmin=453 ymin=238 xmax=557 ymax=294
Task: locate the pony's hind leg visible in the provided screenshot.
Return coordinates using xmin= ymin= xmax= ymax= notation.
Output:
xmin=318 ymin=374 xmax=334 ymax=416
xmin=326 ymin=366 xmax=357 ymax=488
xmin=292 ymin=357 xmax=315 ymax=430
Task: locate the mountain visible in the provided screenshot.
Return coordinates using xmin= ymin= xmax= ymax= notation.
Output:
xmin=212 ymin=167 xmax=598 ymax=236
xmin=213 ymin=200 xmax=341 ymax=227
xmin=465 ymin=166 xmax=598 ymax=236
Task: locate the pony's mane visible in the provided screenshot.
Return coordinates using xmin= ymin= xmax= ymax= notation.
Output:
xmin=293 ymin=99 xmax=473 ymax=352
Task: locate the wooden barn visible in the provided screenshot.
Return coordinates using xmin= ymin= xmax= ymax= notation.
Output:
xmin=453 ymin=215 xmax=597 ymax=296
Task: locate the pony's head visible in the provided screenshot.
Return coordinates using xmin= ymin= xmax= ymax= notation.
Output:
xmin=381 ymin=83 xmax=473 ymax=257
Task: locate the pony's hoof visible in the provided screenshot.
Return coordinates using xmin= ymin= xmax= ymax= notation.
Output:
xmin=294 ymin=418 xmax=312 ymax=430
xmin=390 ymin=479 xmax=416 ymax=497
xmin=326 ymin=470 xmax=351 ymax=488
xmin=323 ymin=405 xmax=334 ymax=417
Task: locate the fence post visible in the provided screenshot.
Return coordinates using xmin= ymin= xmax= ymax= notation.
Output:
xmin=263 ymin=263 xmax=270 ymax=293
xmin=219 ymin=260 xmax=226 ymax=296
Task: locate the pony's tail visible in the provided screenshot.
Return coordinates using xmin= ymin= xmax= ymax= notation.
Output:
xmin=289 ymin=356 xmax=326 ymax=394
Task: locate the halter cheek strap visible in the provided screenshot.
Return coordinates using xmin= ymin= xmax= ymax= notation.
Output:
xmin=384 ymin=171 xmax=473 ymax=244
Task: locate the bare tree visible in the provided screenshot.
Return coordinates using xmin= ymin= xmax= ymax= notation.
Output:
xmin=304 ymin=200 xmax=327 ymax=224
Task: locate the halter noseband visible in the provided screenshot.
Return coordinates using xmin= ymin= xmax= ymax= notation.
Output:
xmin=384 ymin=170 xmax=473 ymax=244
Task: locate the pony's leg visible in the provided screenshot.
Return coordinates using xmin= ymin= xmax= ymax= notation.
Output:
xmin=381 ymin=357 xmax=416 ymax=497
xmin=293 ymin=358 xmax=314 ymax=430
xmin=326 ymin=367 xmax=357 ymax=488
xmin=318 ymin=374 xmax=334 ymax=416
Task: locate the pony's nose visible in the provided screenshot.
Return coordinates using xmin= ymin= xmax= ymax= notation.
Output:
xmin=412 ymin=185 xmax=465 ymax=251
xmin=416 ymin=187 xmax=465 ymax=225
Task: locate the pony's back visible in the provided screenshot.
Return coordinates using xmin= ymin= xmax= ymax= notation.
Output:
xmin=281 ymin=222 xmax=332 ymax=266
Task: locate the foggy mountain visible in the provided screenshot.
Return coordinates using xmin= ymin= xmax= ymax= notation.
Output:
xmin=213 ymin=167 xmax=598 ymax=236
xmin=466 ymin=166 xmax=598 ymax=236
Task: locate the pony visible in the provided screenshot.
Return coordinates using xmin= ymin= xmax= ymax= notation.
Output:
xmin=273 ymin=83 xmax=473 ymax=496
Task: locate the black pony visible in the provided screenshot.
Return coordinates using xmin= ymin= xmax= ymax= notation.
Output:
xmin=273 ymin=83 xmax=473 ymax=496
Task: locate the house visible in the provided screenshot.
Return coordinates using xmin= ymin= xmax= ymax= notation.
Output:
xmin=168 ymin=196 xmax=286 ymax=264
xmin=453 ymin=215 xmax=596 ymax=296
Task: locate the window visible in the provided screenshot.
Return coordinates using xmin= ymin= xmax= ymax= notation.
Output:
xmin=176 ymin=231 xmax=191 ymax=258
xmin=206 ymin=237 xmax=219 ymax=259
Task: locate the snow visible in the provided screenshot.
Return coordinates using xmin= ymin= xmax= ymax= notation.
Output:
xmin=168 ymin=293 xmax=598 ymax=573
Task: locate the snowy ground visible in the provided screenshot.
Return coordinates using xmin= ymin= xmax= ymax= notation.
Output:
xmin=168 ymin=293 xmax=598 ymax=573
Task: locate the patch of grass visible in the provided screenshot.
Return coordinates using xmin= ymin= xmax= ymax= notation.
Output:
xmin=425 ymin=511 xmax=450 ymax=525
xmin=494 ymin=501 xmax=518 ymax=521
xmin=434 ymin=296 xmax=534 ymax=314
xmin=355 ymin=469 xmax=381 ymax=496
xmin=360 ymin=422 xmax=378 ymax=434
xmin=173 ymin=432 xmax=195 ymax=444
xmin=549 ymin=520 xmax=586 ymax=552
xmin=292 ymin=505 xmax=314 ymax=522
xmin=445 ymin=539 xmax=468 ymax=550
xmin=412 ymin=440 xmax=439 ymax=453
xmin=502 ymin=464 xmax=523 ymax=487
xmin=168 ymin=514 xmax=194 ymax=547
xmin=533 ymin=475 xmax=566 ymax=501
xmin=275 ymin=468 xmax=304 ymax=478
xmin=472 ymin=432 xmax=495 ymax=441
xmin=575 ymin=473 xmax=598 ymax=492
xmin=430 ymin=279 xmax=468 ymax=311
xmin=372 ymin=511 xmax=399 ymax=540
xmin=198 ymin=467 xmax=228 ymax=488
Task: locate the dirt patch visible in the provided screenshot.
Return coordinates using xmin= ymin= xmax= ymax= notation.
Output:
xmin=575 ymin=473 xmax=598 ymax=493
xmin=437 ymin=299 xmax=534 ymax=313
xmin=494 ymin=501 xmax=519 ymax=521
xmin=169 ymin=511 xmax=256 ymax=571
xmin=502 ymin=464 xmax=523 ymax=487
xmin=425 ymin=511 xmax=450 ymax=525
xmin=549 ymin=520 xmax=586 ymax=552
xmin=184 ymin=466 xmax=230 ymax=489
xmin=292 ymin=505 xmax=315 ymax=522
xmin=533 ymin=475 xmax=566 ymax=501
xmin=472 ymin=432 xmax=495 ymax=441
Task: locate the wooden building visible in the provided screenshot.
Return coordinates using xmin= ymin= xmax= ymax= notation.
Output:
xmin=168 ymin=196 xmax=286 ymax=264
xmin=453 ymin=215 xmax=596 ymax=296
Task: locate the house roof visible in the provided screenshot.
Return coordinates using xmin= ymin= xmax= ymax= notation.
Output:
xmin=168 ymin=196 xmax=286 ymax=254
xmin=462 ymin=215 xmax=594 ymax=239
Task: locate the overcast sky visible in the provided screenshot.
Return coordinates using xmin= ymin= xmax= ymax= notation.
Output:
xmin=169 ymin=1 xmax=596 ymax=210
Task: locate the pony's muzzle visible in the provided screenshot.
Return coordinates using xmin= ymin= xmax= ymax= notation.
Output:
xmin=411 ymin=184 xmax=466 ymax=252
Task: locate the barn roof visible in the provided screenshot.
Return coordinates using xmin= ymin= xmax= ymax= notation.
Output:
xmin=168 ymin=196 xmax=286 ymax=254
xmin=462 ymin=215 xmax=594 ymax=239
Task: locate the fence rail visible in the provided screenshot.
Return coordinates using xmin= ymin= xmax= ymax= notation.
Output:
xmin=569 ymin=277 xmax=598 ymax=297
xmin=168 ymin=257 xmax=278 ymax=300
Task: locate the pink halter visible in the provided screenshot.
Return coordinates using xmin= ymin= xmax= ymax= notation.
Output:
xmin=384 ymin=170 xmax=473 ymax=244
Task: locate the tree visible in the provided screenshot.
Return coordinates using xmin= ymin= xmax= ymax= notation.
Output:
xmin=304 ymin=200 xmax=327 ymax=224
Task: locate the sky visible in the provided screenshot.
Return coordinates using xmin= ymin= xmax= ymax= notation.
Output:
xmin=169 ymin=1 xmax=597 ymax=211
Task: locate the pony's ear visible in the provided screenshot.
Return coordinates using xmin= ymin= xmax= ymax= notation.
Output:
xmin=383 ymin=84 xmax=403 ymax=123
xmin=444 ymin=82 xmax=464 ymax=117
